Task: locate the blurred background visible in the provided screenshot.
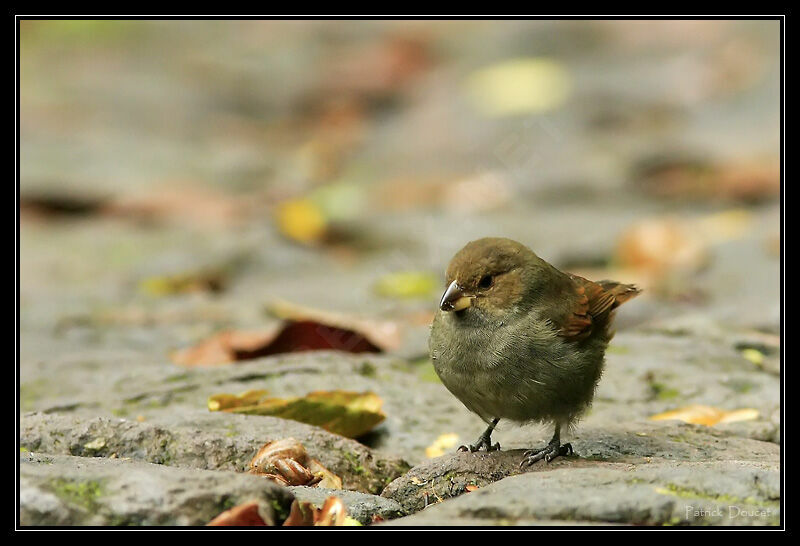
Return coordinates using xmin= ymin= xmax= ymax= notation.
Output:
xmin=19 ymin=19 xmax=780 ymax=409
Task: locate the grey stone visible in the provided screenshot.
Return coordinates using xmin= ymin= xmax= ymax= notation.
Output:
xmin=20 ymin=411 xmax=409 ymax=495
xmin=288 ymin=486 xmax=405 ymax=524
xmin=384 ymin=461 xmax=780 ymax=526
xmin=382 ymin=421 xmax=779 ymax=515
xmin=20 ymin=452 xmax=294 ymax=526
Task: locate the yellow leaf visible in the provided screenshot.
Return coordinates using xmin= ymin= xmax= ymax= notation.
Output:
xmin=650 ymin=404 xmax=759 ymax=426
xmin=208 ymin=390 xmax=269 ymax=411
xmin=465 ymin=58 xmax=571 ymax=117
xmin=375 ymin=271 xmax=438 ymax=299
xmin=215 ymin=390 xmax=386 ymax=439
xmin=275 ymin=199 xmax=327 ymax=245
xmin=741 ymin=348 xmax=764 ymax=366
xmin=693 ymin=209 xmax=754 ymax=243
xmin=140 ymin=270 xmax=225 ymax=297
xmin=425 ymin=433 xmax=460 ymax=458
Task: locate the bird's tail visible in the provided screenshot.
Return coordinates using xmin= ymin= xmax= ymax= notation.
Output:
xmin=597 ymin=280 xmax=641 ymax=308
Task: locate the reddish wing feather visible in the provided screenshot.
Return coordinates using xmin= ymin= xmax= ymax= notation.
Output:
xmin=556 ymin=275 xmax=640 ymax=341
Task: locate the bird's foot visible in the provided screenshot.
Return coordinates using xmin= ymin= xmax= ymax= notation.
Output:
xmin=458 ymin=435 xmax=500 ymax=453
xmin=520 ymin=441 xmax=573 ymax=467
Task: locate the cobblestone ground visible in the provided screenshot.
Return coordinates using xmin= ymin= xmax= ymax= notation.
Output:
xmin=19 ymin=20 xmax=781 ymax=526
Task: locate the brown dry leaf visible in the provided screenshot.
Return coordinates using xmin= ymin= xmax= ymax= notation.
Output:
xmin=249 ymin=437 xmax=309 ymax=474
xmin=282 ymin=497 xmax=361 ymax=527
xmin=307 ymin=459 xmax=343 ymax=490
xmin=371 ymin=175 xmax=456 ymax=212
xmin=171 ymin=300 xmax=401 ymax=366
xmin=635 ymin=156 xmax=779 ymax=203
xmin=170 ymin=328 xmax=280 ymax=367
xmin=615 ymin=217 xmax=709 ymax=274
xmin=441 ymin=171 xmax=512 ymax=214
xmin=268 ymin=299 xmax=402 ymax=352
xmin=294 ymin=98 xmax=369 ymax=183
xmin=650 ymin=404 xmax=759 ymax=427
xmin=207 ymin=500 xmax=269 ymax=526
xmin=105 ymin=185 xmax=251 ymax=228
xmin=212 ymin=390 xmax=386 ymax=439
xmin=323 ymin=35 xmax=430 ymax=99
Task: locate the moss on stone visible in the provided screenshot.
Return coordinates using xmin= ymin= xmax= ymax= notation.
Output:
xmin=48 ymin=478 xmax=104 ymax=511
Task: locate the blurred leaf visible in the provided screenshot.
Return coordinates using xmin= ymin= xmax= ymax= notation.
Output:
xmin=425 ymin=433 xmax=459 ymax=458
xmin=282 ymin=496 xmax=360 ymax=526
xmin=312 ymin=181 xmax=367 ymax=222
xmin=465 ymin=58 xmax=571 ymax=117
xmin=170 ymin=329 xmax=280 ymax=367
xmin=615 ymin=217 xmax=709 ymax=274
xmin=172 ymin=301 xmax=402 ymax=366
xmin=106 ymin=186 xmax=250 ymax=228
xmin=275 ymin=199 xmax=328 ymax=245
xmin=375 ymin=271 xmax=438 ymax=299
xmin=207 ymin=501 xmax=269 ymax=526
xmin=441 ymin=172 xmax=512 ymax=214
xmin=268 ymin=300 xmax=402 ymax=352
xmin=213 ymin=390 xmax=386 ymax=438
xmin=694 ymin=209 xmax=754 ymax=243
xmin=208 ymin=390 xmax=269 ymax=411
xmin=634 ymin=156 xmax=779 ymax=203
xmin=740 ymin=348 xmax=765 ymax=367
xmin=139 ymin=270 xmax=225 ymax=297
xmin=650 ymin=404 xmax=759 ymax=426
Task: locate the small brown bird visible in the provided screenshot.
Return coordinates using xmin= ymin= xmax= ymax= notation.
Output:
xmin=429 ymin=238 xmax=640 ymax=466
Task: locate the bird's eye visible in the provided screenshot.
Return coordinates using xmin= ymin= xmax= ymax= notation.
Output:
xmin=478 ymin=275 xmax=493 ymax=289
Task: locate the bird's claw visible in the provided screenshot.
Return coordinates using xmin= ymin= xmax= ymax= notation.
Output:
xmin=458 ymin=438 xmax=500 ymax=453
xmin=520 ymin=442 xmax=573 ymax=467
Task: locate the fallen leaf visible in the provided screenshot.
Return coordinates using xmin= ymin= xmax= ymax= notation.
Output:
xmin=171 ymin=302 xmax=401 ymax=366
xmin=207 ymin=501 xmax=268 ymax=526
xmin=322 ymin=35 xmax=430 ymax=99
xmin=425 ymin=433 xmax=460 ymax=458
xmin=106 ymin=185 xmax=250 ymax=227
xmin=465 ymin=58 xmax=571 ymax=117
xmin=307 ymin=459 xmax=343 ymax=490
xmin=634 ymin=155 xmax=779 ymax=203
xmin=740 ymin=348 xmax=765 ymax=367
xmin=441 ymin=171 xmax=512 ymax=214
xmin=275 ymin=198 xmax=328 ymax=245
xmin=615 ymin=217 xmax=708 ymax=274
xmin=268 ymin=300 xmax=402 ymax=352
xmin=282 ymin=499 xmax=316 ymax=526
xmin=209 ymin=390 xmax=270 ymax=412
xmin=212 ymin=390 xmax=386 ymax=439
xmin=693 ymin=209 xmax=754 ymax=243
xmin=247 ymin=437 xmax=336 ymax=488
xmin=282 ymin=496 xmax=361 ymax=527
xmin=139 ymin=270 xmax=225 ymax=297
xmin=650 ymin=404 xmax=759 ymax=426
xmin=83 ymin=438 xmax=106 ymax=451
xmin=170 ymin=329 xmax=281 ymax=367
xmin=374 ymin=271 xmax=438 ymax=300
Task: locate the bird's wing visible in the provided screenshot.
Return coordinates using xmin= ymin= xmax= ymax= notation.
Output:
xmin=551 ymin=275 xmax=640 ymax=341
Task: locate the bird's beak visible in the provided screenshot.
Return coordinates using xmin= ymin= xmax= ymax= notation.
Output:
xmin=439 ymin=280 xmax=474 ymax=312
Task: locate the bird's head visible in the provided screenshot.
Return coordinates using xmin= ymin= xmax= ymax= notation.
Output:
xmin=439 ymin=237 xmax=545 ymax=317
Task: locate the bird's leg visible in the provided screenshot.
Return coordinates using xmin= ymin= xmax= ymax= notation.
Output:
xmin=520 ymin=423 xmax=573 ymax=467
xmin=458 ymin=418 xmax=501 ymax=453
